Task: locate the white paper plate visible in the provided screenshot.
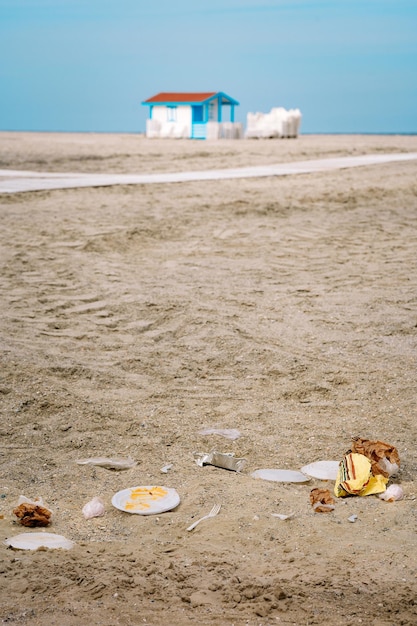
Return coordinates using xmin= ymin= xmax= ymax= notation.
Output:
xmin=251 ymin=469 xmax=310 ymax=483
xmin=111 ymin=485 xmax=180 ymax=515
xmin=4 ymin=532 xmax=75 ymax=551
xmin=300 ymin=461 xmax=340 ymax=481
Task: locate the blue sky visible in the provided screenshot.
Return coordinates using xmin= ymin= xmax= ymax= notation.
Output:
xmin=1 ymin=0 xmax=416 ymax=133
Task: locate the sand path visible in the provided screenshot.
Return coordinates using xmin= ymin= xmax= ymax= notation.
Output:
xmin=1 ymin=151 xmax=417 ymax=193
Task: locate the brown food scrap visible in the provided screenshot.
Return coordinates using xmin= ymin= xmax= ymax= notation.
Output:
xmin=13 ymin=503 xmax=52 ymax=527
xmin=351 ymin=437 xmax=400 ymax=478
xmin=310 ymin=488 xmax=335 ymax=513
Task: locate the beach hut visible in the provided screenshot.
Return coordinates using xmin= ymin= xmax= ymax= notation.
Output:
xmin=142 ymin=91 xmax=242 ymax=140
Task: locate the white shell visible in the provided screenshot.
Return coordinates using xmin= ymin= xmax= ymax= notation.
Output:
xmin=112 ymin=485 xmax=180 ymax=515
xmin=379 ymin=484 xmax=404 ymax=502
xmin=301 ymin=461 xmax=340 ymax=481
xmin=82 ymin=497 xmax=105 ymax=519
xmin=4 ymin=532 xmax=75 ymax=551
xmin=251 ymin=469 xmax=310 ymax=483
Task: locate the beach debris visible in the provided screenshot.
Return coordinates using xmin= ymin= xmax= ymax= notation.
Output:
xmin=251 ymin=469 xmax=310 ymax=483
xmin=76 ymin=456 xmax=137 ymax=470
xmin=194 ymin=450 xmax=247 ymax=473
xmin=13 ymin=496 xmax=52 ymax=527
xmin=334 ymin=436 xmax=400 ymax=498
xmin=271 ymin=512 xmax=295 ymax=521
xmin=4 ymin=532 xmax=75 ymax=551
xmin=351 ymin=437 xmax=400 ymax=478
xmin=301 ymin=460 xmax=339 ymax=481
xmin=160 ymin=463 xmax=173 ymax=474
xmin=187 ymin=503 xmax=221 ymax=531
xmin=348 ymin=514 xmax=358 ymax=523
xmin=112 ymin=486 xmax=180 ymax=515
xmin=198 ymin=428 xmax=241 ymax=440
xmin=379 ymin=484 xmax=404 ymax=502
xmin=310 ymin=488 xmax=335 ymax=513
xmin=82 ymin=497 xmax=105 ymax=519
xmin=335 ymin=452 xmax=387 ymax=497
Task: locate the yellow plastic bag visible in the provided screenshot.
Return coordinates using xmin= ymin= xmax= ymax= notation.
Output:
xmin=334 ymin=452 xmax=388 ymax=498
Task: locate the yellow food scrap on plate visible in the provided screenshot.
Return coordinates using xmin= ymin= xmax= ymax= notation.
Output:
xmin=125 ymin=486 xmax=168 ymax=511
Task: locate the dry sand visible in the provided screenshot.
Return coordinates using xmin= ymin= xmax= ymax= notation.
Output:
xmin=0 ymin=132 xmax=416 ymax=625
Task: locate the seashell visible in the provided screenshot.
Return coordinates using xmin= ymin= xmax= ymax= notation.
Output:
xmin=76 ymin=456 xmax=137 ymax=470
xmin=4 ymin=532 xmax=75 ymax=551
xmin=379 ymin=484 xmax=404 ymax=502
xmin=251 ymin=469 xmax=310 ymax=483
xmin=82 ymin=497 xmax=105 ymax=519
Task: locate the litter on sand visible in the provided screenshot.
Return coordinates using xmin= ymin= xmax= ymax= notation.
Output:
xmin=351 ymin=437 xmax=400 ymax=477
xmin=310 ymin=488 xmax=335 ymax=513
xmin=194 ymin=450 xmax=247 ymax=473
xmin=186 ymin=503 xmax=221 ymax=531
xmin=301 ymin=461 xmax=339 ymax=481
xmin=160 ymin=463 xmax=173 ymax=473
xmin=271 ymin=512 xmax=295 ymax=521
xmin=82 ymin=497 xmax=105 ymax=519
xmin=198 ymin=428 xmax=241 ymax=440
xmin=111 ymin=485 xmax=180 ymax=515
xmin=4 ymin=532 xmax=75 ymax=551
xmin=13 ymin=495 xmax=52 ymax=527
xmin=251 ymin=469 xmax=310 ymax=483
xmin=348 ymin=514 xmax=358 ymax=523
xmin=379 ymin=484 xmax=404 ymax=502
xmin=334 ymin=437 xmax=400 ymax=498
xmin=76 ymin=456 xmax=137 ymax=470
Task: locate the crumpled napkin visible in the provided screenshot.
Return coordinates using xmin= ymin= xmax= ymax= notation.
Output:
xmin=310 ymin=488 xmax=335 ymax=513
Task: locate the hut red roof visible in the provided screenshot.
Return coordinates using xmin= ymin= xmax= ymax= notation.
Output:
xmin=143 ymin=92 xmax=217 ymax=104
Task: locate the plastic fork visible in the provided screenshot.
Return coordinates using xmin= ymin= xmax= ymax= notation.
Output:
xmin=186 ymin=503 xmax=221 ymax=531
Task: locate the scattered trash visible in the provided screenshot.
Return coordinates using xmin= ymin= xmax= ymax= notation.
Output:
xmin=194 ymin=450 xmax=247 ymax=473
xmin=82 ymin=497 xmax=105 ymax=519
xmin=13 ymin=496 xmax=52 ymax=527
xmin=348 ymin=514 xmax=358 ymax=523
xmin=4 ymin=532 xmax=75 ymax=551
xmin=187 ymin=503 xmax=221 ymax=531
xmin=334 ymin=437 xmax=401 ymax=498
xmin=379 ymin=484 xmax=404 ymax=502
xmin=301 ymin=461 xmax=339 ymax=481
xmin=351 ymin=437 xmax=400 ymax=478
xmin=271 ymin=512 xmax=295 ymax=521
xmin=251 ymin=469 xmax=310 ymax=483
xmin=198 ymin=428 xmax=241 ymax=440
xmin=76 ymin=457 xmax=137 ymax=470
xmin=111 ymin=486 xmax=180 ymax=515
xmin=160 ymin=463 xmax=173 ymax=474
xmin=310 ymin=488 xmax=335 ymax=513
xmin=335 ymin=452 xmax=387 ymax=497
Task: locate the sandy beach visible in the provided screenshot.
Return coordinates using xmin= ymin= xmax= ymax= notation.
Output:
xmin=0 ymin=132 xmax=416 ymax=625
